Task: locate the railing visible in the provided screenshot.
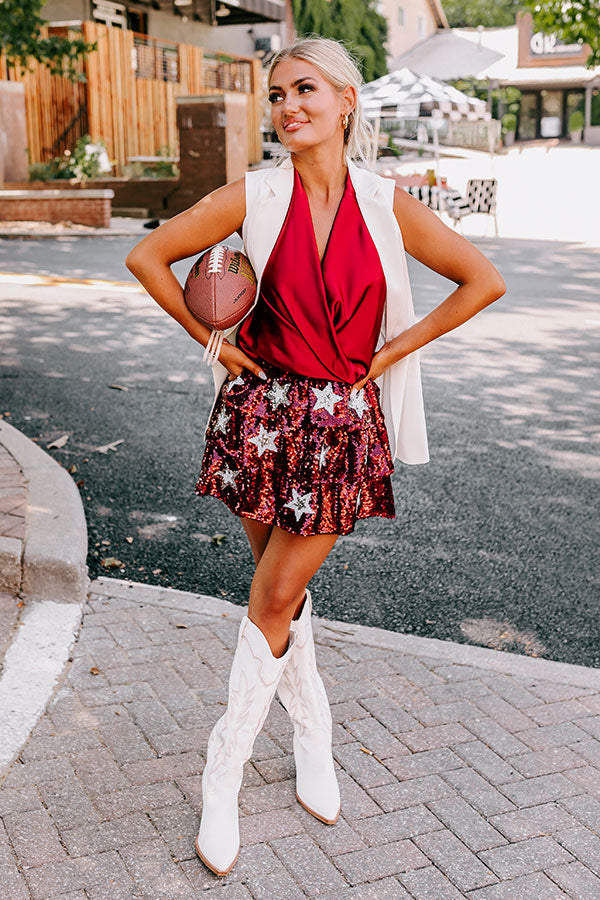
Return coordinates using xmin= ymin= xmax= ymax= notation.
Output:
xmin=133 ymin=35 xmax=179 ymax=82
xmin=384 ymin=117 xmax=502 ymax=153
xmin=203 ymin=52 xmax=253 ymax=93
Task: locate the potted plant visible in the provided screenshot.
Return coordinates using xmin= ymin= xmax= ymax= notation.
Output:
xmin=501 ymin=112 xmax=517 ymax=147
xmin=568 ymin=110 xmax=584 ymax=144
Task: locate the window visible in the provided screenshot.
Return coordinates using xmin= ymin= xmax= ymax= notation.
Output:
xmin=417 ymin=15 xmax=426 ymax=38
xmin=398 ymin=5 xmax=404 ymax=26
xmin=127 ymin=9 xmax=148 ymax=35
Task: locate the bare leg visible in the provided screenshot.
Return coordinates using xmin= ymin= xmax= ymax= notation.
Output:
xmin=247 ymin=524 xmax=339 ymax=659
xmin=241 ymin=517 xmax=307 ymax=622
xmin=240 ymin=517 xmax=273 ymax=566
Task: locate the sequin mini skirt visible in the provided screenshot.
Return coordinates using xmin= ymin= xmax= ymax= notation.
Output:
xmin=195 ymin=358 xmax=395 ymax=536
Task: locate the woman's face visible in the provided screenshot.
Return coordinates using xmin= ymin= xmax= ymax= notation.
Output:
xmin=268 ymin=58 xmax=353 ymax=153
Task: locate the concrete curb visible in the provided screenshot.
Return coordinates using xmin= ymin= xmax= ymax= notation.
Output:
xmin=0 ymin=421 xmax=89 ymax=776
xmin=0 ymin=535 xmax=22 ymax=595
xmin=91 ymin=576 xmax=600 ymax=689
xmin=0 ymin=421 xmax=89 ymax=604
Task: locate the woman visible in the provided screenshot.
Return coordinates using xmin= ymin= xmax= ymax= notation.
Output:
xmin=126 ymin=36 xmax=505 ymax=876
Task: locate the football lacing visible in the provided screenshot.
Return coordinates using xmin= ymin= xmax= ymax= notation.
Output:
xmin=207 ymin=244 xmax=226 ymax=275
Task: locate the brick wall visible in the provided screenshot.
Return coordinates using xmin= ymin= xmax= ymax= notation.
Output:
xmin=167 ymin=94 xmax=248 ymax=216
xmin=0 ymin=189 xmax=114 ymax=227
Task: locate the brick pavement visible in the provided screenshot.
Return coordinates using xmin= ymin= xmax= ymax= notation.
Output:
xmin=1 ymin=579 xmax=600 ymax=899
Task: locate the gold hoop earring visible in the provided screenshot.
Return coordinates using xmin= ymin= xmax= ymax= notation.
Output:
xmin=342 ymin=113 xmax=349 ymax=129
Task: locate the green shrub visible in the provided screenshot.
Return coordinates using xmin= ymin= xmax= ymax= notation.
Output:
xmin=501 ymin=112 xmax=517 ymax=133
xmin=568 ymin=109 xmax=584 ymax=133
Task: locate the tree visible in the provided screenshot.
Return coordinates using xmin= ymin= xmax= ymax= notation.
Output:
xmin=520 ymin=0 xmax=600 ymax=68
xmin=291 ymin=0 xmax=388 ymax=81
xmin=441 ymin=0 xmax=521 ymax=27
xmin=0 ymin=0 xmax=97 ymax=83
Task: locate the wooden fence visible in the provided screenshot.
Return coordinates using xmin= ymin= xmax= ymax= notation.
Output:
xmin=0 ymin=22 xmax=264 ymax=176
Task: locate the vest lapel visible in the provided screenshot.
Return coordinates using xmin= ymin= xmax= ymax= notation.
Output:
xmin=243 ymin=157 xmax=295 ymax=283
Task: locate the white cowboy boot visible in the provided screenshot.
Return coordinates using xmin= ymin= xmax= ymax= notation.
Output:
xmin=195 ymin=614 xmax=297 ymax=875
xmin=276 ymin=588 xmax=341 ymax=824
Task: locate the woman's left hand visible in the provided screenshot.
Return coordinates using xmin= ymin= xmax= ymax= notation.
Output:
xmin=351 ymin=343 xmax=396 ymax=393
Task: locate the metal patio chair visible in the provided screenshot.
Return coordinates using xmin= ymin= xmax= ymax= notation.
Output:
xmin=446 ymin=178 xmax=499 ymax=236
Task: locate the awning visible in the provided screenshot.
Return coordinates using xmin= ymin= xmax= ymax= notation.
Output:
xmin=213 ymin=0 xmax=285 ymax=24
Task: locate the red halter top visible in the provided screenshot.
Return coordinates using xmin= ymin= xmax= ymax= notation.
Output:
xmin=237 ymin=164 xmax=386 ymax=384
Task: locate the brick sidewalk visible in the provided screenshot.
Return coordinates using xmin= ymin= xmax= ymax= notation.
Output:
xmin=1 ymin=580 xmax=600 ymax=899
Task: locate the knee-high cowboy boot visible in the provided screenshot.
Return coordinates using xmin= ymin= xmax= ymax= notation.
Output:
xmin=195 ymin=614 xmax=297 ymax=875
xmin=276 ymin=588 xmax=341 ymax=824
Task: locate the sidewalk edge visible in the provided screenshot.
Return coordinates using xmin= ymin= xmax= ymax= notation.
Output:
xmin=0 ymin=422 xmax=89 ymax=779
xmin=91 ymin=577 xmax=600 ymax=688
xmin=0 ymin=420 xmax=89 ymax=604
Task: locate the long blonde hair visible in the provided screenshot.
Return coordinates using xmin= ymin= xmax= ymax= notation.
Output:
xmin=267 ymin=35 xmax=374 ymax=166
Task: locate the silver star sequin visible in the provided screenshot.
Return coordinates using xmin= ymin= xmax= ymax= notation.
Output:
xmin=311 ymin=383 xmax=344 ymax=416
xmin=217 ymin=463 xmax=240 ymax=489
xmin=225 ymin=374 xmax=244 ymax=392
xmin=266 ymin=380 xmax=291 ymax=410
xmin=213 ymin=408 xmax=231 ymax=434
xmin=248 ymin=423 xmax=279 ymax=457
xmin=284 ymin=488 xmax=314 ymax=522
xmin=317 ymin=444 xmax=330 ymax=470
xmin=349 ymin=388 xmax=369 ymax=419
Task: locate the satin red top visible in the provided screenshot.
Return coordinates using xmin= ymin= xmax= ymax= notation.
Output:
xmin=237 ymin=164 xmax=387 ymax=384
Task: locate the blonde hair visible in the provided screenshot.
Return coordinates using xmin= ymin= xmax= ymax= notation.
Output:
xmin=267 ymin=35 xmax=374 ymax=167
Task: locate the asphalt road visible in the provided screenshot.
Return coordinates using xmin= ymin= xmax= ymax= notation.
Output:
xmin=1 ymin=233 xmax=598 ymax=666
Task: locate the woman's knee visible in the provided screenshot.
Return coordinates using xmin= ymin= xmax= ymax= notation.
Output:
xmin=249 ymin=576 xmax=304 ymax=619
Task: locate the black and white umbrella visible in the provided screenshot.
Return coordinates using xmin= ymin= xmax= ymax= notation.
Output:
xmin=361 ymin=67 xmax=492 ymax=174
xmin=360 ymin=67 xmax=487 ymax=120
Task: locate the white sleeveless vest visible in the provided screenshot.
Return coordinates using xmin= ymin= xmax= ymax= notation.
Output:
xmin=203 ymin=155 xmax=429 ymax=466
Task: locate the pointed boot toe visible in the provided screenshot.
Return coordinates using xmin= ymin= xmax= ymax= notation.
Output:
xmin=295 ymin=741 xmax=341 ymax=824
xmin=195 ymin=796 xmax=240 ymax=875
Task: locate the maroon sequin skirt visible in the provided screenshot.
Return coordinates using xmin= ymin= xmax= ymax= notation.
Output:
xmin=195 ymin=358 xmax=395 ymax=536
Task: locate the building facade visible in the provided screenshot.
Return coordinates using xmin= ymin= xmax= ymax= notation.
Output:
xmin=375 ymin=0 xmax=448 ymax=64
xmin=42 ymin=0 xmax=293 ymax=61
xmin=389 ymin=12 xmax=600 ymax=145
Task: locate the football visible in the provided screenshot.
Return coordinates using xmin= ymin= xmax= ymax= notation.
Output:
xmin=183 ymin=244 xmax=257 ymax=331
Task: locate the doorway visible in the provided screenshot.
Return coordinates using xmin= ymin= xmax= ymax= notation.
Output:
xmin=540 ymin=89 xmax=562 ymax=137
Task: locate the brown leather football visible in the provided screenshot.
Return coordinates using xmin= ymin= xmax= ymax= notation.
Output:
xmin=183 ymin=244 xmax=257 ymax=331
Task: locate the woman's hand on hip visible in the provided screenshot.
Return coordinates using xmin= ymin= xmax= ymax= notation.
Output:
xmin=218 ymin=340 xmax=267 ymax=382
xmin=351 ymin=343 xmax=396 ymax=393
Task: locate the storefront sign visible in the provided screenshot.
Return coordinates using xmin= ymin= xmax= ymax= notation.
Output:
xmin=530 ymin=32 xmax=583 ymax=57
xmin=518 ymin=11 xmax=591 ymax=68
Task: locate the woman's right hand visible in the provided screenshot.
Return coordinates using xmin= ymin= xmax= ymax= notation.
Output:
xmin=217 ymin=339 xmax=267 ymax=382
